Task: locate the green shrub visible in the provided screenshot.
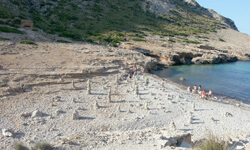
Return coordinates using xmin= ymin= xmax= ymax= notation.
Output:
xmin=13 ymin=142 xmax=29 ymax=150
xmin=219 ymin=38 xmax=225 ymax=42
xmin=0 ymin=26 xmax=23 ymax=34
xmin=0 ymin=83 xmax=7 ymax=87
xmin=110 ymin=42 xmax=118 ymax=47
xmin=183 ymin=39 xmax=201 ymax=44
xmin=115 ymin=32 xmax=125 ymax=37
xmin=85 ymin=38 xmax=94 ymax=43
xmin=135 ymin=34 xmax=145 ymax=38
xmin=31 ymin=142 xmax=53 ymax=150
xmin=59 ymin=32 xmax=82 ymax=40
xmin=13 ymin=19 xmax=21 ymax=25
xmin=12 ymin=1 xmax=20 ymax=6
xmin=108 ymin=50 xmax=113 ymax=52
xmin=196 ymin=137 xmax=228 ymax=150
xmin=0 ymin=37 xmax=9 ymax=41
xmin=168 ymin=38 xmax=176 ymax=43
xmin=20 ymin=40 xmax=36 ymax=45
xmin=0 ymin=3 xmax=14 ymax=19
xmin=196 ymin=36 xmax=209 ymax=39
xmin=32 ymin=29 xmax=38 ymax=31
xmin=0 ymin=20 xmax=5 ymax=24
xmin=132 ymin=38 xmax=146 ymax=42
xmin=56 ymin=40 xmax=71 ymax=43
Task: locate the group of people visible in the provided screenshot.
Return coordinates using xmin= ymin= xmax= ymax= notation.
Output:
xmin=187 ymin=85 xmax=213 ymax=100
xmin=127 ymin=64 xmax=145 ymax=82
xmin=132 ymin=64 xmax=144 ymax=75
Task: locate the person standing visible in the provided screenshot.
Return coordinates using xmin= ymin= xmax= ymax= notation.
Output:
xmin=201 ymin=90 xmax=206 ymax=99
xmin=198 ymin=85 xmax=202 ymax=95
xmin=187 ymin=86 xmax=192 ymax=93
xmin=161 ymin=79 xmax=165 ymax=88
xmin=208 ymin=89 xmax=213 ymax=100
xmin=145 ymin=78 xmax=149 ymax=86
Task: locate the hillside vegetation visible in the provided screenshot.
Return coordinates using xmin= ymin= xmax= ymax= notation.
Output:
xmin=0 ymin=0 xmax=234 ymax=46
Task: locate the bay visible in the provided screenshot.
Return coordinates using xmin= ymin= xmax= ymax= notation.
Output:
xmin=153 ymin=61 xmax=250 ymax=103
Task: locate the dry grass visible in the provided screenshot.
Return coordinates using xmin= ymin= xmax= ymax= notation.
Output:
xmin=31 ymin=142 xmax=53 ymax=150
xmin=13 ymin=142 xmax=29 ymax=150
xmin=195 ymin=136 xmax=228 ymax=150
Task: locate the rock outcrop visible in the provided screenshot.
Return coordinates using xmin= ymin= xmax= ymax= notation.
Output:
xmin=151 ymin=51 xmax=238 ymax=65
xmin=142 ymin=0 xmax=238 ymax=30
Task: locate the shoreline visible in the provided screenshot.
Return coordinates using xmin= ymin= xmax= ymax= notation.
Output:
xmin=148 ymin=61 xmax=250 ymax=104
xmin=147 ymin=72 xmax=250 ymax=110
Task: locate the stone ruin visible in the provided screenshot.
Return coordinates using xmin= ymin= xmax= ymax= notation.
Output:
xmin=135 ymin=85 xmax=139 ymax=95
xmin=20 ymin=20 xmax=34 ymax=29
xmin=72 ymin=80 xmax=76 ymax=89
xmin=94 ymin=100 xmax=99 ymax=110
xmin=73 ymin=110 xmax=80 ymax=120
xmin=108 ymin=88 xmax=112 ymax=103
xmin=87 ymin=79 xmax=91 ymax=94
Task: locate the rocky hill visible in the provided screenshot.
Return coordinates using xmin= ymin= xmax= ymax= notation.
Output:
xmin=0 ymin=0 xmax=236 ymax=41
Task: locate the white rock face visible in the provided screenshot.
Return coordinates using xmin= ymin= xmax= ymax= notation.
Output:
xmin=2 ymin=129 xmax=13 ymax=137
xmin=183 ymin=0 xmax=199 ymax=6
xmin=142 ymin=0 xmax=237 ymax=30
xmin=142 ymin=0 xmax=177 ymax=15
xmin=31 ymin=110 xmax=43 ymax=118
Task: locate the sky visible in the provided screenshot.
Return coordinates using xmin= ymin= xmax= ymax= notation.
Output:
xmin=195 ymin=0 xmax=250 ymax=35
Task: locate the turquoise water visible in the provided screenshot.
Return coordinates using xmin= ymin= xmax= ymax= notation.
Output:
xmin=153 ymin=61 xmax=250 ymax=103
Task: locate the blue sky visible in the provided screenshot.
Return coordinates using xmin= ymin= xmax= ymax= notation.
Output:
xmin=195 ymin=0 xmax=250 ymax=35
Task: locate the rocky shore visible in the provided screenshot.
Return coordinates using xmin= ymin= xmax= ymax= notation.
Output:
xmin=120 ymin=28 xmax=250 ymax=66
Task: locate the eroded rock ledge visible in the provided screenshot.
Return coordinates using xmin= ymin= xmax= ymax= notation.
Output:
xmin=133 ymin=46 xmax=244 ymax=66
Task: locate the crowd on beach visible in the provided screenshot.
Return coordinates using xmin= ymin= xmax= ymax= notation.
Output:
xmin=187 ymin=85 xmax=213 ymax=100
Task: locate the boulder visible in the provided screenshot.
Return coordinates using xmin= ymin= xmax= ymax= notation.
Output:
xmin=31 ymin=110 xmax=43 ymax=118
xmin=202 ymin=54 xmax=222 ymax=64
xmin=227 ymin=55 xmax=238 ymax=62
xmin=179 ymin=77 xmax=185 ymax=81
xmin=191 ymin=57 xmax=208 ymax=64
xmin=2 ymin=129 xmax=13 ymax=137
xmin=21 ymin=112 xmax=31 ymax=118
xmin=143 ymin=57 xmax=158 ymax=72
xmin=180 ymin=57 xmax=193 ymax=65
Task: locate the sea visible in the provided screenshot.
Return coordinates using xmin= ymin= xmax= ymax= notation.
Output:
xmin=153 ymin=61 xmax=250 ymax=104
